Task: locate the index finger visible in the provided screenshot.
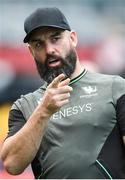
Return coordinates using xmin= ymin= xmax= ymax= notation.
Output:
xmin=58 ymin=78 xmax=71 ymax=87
xmin=48 ymin=74 xmax=65 ymax=88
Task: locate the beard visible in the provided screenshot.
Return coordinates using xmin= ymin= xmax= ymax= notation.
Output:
xmin=34 ymin=48 xmax=77 ymax=84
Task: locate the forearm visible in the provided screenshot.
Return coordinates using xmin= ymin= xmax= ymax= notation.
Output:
xmin=0 ymin=105 xmax=50 ymax=175
xmin=1 ymin=74 xmax=73 ymax=175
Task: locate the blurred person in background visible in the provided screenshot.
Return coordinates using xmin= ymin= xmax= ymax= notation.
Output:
xmin=1 ymin=7 xmax=125 ymax=179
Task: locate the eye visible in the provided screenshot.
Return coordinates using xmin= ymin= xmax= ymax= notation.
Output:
xmin=51 ymin=36 xmax=61 ymax=43
xmin=35 ymin=42 xmax=42 ymax=49
xmin=30 ymin=40 xmax=44 ymax=51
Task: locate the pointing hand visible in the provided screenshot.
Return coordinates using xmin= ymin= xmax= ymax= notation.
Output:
xmin=41 ymin=74 xmax=73 ymax=115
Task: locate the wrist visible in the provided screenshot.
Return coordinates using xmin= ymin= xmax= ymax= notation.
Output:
xmin=35 ymin=104 xmax=52 ymax=120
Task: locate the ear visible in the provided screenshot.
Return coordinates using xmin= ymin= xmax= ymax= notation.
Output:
xmin=70 ymin=31 xmax=78 ymax=47
xmin=28 ymin=44 xmax=35 ymax=57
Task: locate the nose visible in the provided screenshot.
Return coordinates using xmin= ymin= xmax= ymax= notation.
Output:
xmin=45 ymin=42 xmax=55 ymax=55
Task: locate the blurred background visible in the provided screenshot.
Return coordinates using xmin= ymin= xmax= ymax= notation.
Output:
xmin=0 ymin=0 xmax=125 ymax=178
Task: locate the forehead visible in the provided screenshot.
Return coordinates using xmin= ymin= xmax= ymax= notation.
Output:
xmin=29 ymin=27 xmax=65 ymax=41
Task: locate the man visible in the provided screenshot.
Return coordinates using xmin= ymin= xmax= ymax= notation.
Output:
xmin=1 ymin=7 xmax=125 ymax=179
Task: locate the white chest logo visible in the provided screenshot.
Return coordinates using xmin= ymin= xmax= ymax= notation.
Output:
xmin=80 ymin=86 xmax=98 ymax=98
xmin=82 ymin=86 xmax=97 ymax=94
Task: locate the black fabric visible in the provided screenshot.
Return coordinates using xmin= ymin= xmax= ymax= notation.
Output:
xmin=31 ymin=156 xmax=43 ymax=179
xmin=98 ymin=124 xmax=125 ymax=178
xmin=95 ymin=160 xmax=113 ymax=179
xmin=7 ymin=109 xmax=25 ymax=138
xmin=24 ymin=7 xmax=71 ymax=43
xmin=116 ymin=94 xmax=125 ymax=135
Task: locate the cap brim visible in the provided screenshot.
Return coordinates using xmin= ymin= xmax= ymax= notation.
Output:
xmin=23 ymin=25 xmax=71 ymax=43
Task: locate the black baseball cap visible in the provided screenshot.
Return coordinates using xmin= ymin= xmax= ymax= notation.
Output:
xmin=23 ymin=7 xmax=71 ymax=43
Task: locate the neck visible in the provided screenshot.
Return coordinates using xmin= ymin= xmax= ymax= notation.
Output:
xmin=70 ymin=60 xmax=84 ymax=80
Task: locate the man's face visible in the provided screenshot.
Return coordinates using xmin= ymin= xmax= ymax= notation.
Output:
xmin=28 ymin=27 xmax=77 ymax=83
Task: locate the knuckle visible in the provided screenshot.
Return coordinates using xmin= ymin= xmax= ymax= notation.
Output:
xmin=52 ymin=96 xmax=60 ymax=105
xmin=66 ymin=99 xmax=69 ymax=103
xmin=66 ymin=86 xmax=72 ymax=91
xmin=52 ymin=96 xmax=55 ymax=103
xmin=55 ymin=101 xmax=60 ymax=108
xmin=69 ymin=86 xmax=73 ymax=91
xmin=62 ymin=99 xmax=69 ymax=105
xmin=67 ymin=93 xmax=70 ymax=97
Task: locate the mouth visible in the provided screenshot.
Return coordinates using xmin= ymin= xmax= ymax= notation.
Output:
xmin=47 ymin=58 xmax=61 ymax=68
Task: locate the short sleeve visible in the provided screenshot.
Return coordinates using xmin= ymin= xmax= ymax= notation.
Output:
xmin=7 ymin=109 xmax=26 ymax=138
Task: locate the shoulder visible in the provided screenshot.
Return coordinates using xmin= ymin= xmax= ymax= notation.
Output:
xmin=11 ymin=89 xmax=38 ymax=110
xmin=85 ymin=71 xmax=125 ymax=100
xmin=89 ymin=71 xmax=125 ymax=102
xmin=13 ymin=83 xmax=46 ymax=105
xmin=86 ymin=71 xmax=125 ymax=84
xmin=10 ymin=84 xmax=46 ymax=119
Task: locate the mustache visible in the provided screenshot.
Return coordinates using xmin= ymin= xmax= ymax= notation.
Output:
xmin=35 ymin=48 xmax=77 ymax=83
xmin=45 ymin=54 xmax=63 ymax=66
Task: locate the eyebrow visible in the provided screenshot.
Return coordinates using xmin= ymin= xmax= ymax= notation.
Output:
xmin=30 ymin=31 xmax=63 ymax=43
xmin=50 ymin=31 xmax=62 ymax=37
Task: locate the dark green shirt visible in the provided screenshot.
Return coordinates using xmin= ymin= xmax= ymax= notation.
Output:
xmin=9 ymin=70 xmax=125 ymax=178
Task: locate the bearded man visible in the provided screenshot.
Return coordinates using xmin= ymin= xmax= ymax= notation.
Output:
xmin=1 ymin=7 xmax=125 ymax=179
